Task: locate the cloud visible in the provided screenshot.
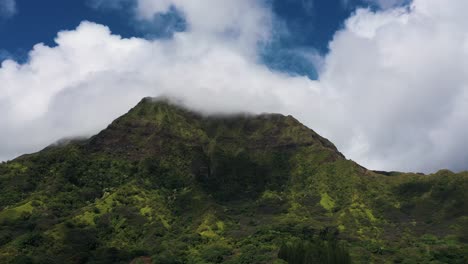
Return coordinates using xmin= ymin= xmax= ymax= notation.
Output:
xmin=2 ymin=0 xmax=468 ymax=173
xmin=320 ymin=0 xmax=468 ymax=172
xmin=89 ymin=0 xmax=273 ymax=50
xmin=0 ymin=0 xmax=16 ymax=18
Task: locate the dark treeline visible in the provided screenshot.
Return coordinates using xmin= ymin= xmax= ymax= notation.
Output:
xmin=278 ymin=237 xmax=352 ymax=264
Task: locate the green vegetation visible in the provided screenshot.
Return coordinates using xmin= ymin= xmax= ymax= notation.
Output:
xmin=0 ymin=97 xmax=466 ymax=263
xmin=278 ymin=237 xmax=351 ymax=264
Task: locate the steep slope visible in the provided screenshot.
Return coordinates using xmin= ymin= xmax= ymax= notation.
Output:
xmin=0 ymin=97 xmax=466 ymax=264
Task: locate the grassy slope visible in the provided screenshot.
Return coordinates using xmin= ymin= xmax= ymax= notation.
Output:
xmin=0 ymin=98 xmax=466 ymax=264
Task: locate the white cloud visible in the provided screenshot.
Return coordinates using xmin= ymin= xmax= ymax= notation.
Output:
xmin=2 ymin=0 xmax=468 ymax=173
xmin=320 ymin=0 xmax=468 ymax=172
xmin=0 ymin=0 xmax=16 ymax=18
xmin=135 ymin=0 xmax=273 ymax=53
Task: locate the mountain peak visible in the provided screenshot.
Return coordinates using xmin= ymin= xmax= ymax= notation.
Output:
xmin=81 ymin=97 xmax=347 ymax=200
xmin=87 ymin=97 xmax=344 ymax=161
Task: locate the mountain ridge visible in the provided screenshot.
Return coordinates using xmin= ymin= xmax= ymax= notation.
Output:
xmin=0 ymin=97 xmax=466 ymax=263
xmin=86 ymin=97 xmax=344 ymax=158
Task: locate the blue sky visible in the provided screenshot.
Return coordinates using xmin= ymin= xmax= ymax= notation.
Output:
xmin=0 ymin=0 xmax=384 ymax=78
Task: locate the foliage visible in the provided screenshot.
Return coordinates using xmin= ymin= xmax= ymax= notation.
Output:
xmin=278 ymin=237 xmax=352 ymax=264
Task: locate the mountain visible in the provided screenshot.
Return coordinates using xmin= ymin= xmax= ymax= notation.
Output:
xmin=0 ymin=97 xmax=467 ymax=264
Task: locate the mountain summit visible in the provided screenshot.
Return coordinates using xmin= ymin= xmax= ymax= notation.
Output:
xmin=0 ymin=98 xmax=467 ymax=263
xmin=90 ymin=97 xmax=343 ymax=159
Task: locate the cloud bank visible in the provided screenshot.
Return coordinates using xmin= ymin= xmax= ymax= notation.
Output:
xmin=2 ymin=0 xmax=468 ymax=173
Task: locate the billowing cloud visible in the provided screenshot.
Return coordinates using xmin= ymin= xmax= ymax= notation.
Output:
xmin=320 ymin=0 xmax=468 ymax=172
xmin=0 ymin=0 xmax=16 ymax=18
xmin=2 ymin=0 xmax=468 ymax=173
